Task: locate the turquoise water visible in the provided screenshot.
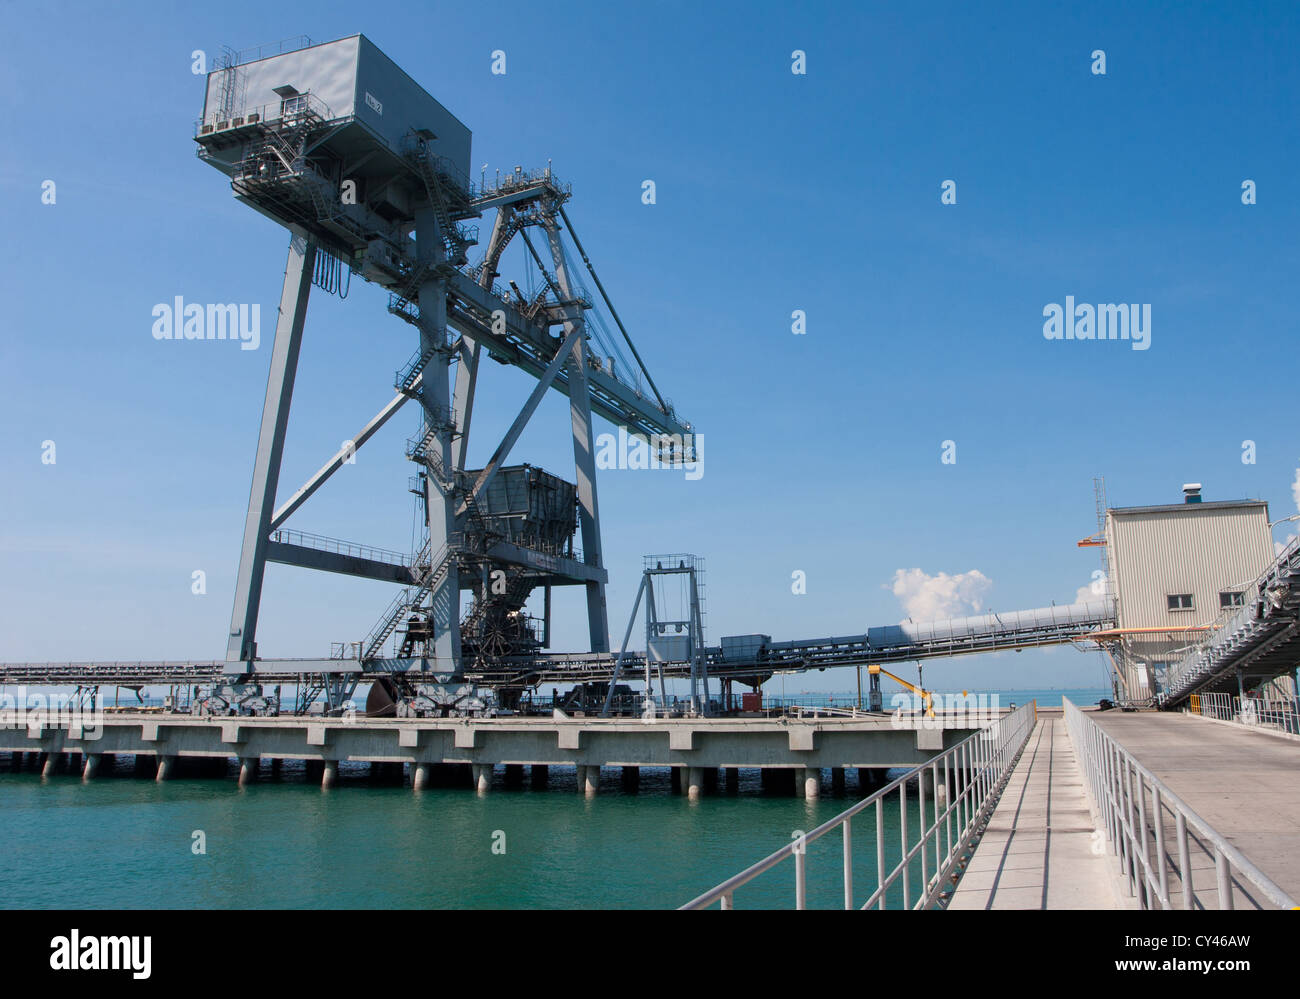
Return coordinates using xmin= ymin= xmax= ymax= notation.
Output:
xmin=0 ymin=763 xmax=928 ymax=909
xmin=0 ymin=689 xmax=1106 ymax=909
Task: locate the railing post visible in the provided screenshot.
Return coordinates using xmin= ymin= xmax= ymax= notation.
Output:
xmin=875 ymin=798 xmax=885 ymax=911
xmin=1136 ymin=768 xmax=1150 ymax=907
xmin=900 ymin=781 xmax=910 ymax=909
xmin=1215 ymin=848 xmax=1233 ymax=910
xmin=919 ymin=765 xmax=928 ymax=896
xmin=1176 ymin=811 xmax=1192 ymax=910
xmin=843 ymin=817 xmax=853 ymax=910
xmin=795 ymin=845 xmax=807 ymax=910
xmin=1153 ymin=784 xmax=1170 ymax=909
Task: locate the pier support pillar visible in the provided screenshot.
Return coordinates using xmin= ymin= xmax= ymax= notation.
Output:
xmin=803 ymin=767 xmax=821 ymax=799
xmin=238 ymin=757 xmax=257 ymax=786
xmin=156 ymin=755 xmax=176 ymax=782
xmin=82 ymin=754 xmax=101 ymax=780
xmin=473 ymin=764 xmax=492 ymax=793
xmin=322 ymin=759 xmax=338 ymax=789
xmin=530 ymin=764 xmax=549 ymax=787
xmin=40 ymin=753 xmax=57 ymax=778
xmin=412 ymin=762 xmax=431 ymax=791
xmin=582 ymin=765 xmax=599 ymax=796
xmin=687 ymin=766 xmax=704 ymax=801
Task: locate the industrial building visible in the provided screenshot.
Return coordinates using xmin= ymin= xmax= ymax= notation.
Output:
xmin=1098 ymin=484 xmax=1279 ymax=699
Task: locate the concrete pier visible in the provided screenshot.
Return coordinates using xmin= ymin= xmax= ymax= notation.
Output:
xmin=238 ymin=757 xmax=257 ymax=786
xmin=686 ymin=766 xmax=703 ymax=800
xmin=412 ymin=761 xmax=431 ymax=790
xmin=82 ymin=753 xmax=101 ymax=780
xmin=802 ymin=767 xmax=821 ymax=799
xmin=473 ymin=764 xmax=492 ymax=793
xmin=0 ymin=713 xmax=980 ymax=801
xmin=581 ymin=765 xmax=599 ymax=796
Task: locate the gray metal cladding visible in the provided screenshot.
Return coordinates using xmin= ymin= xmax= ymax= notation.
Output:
xmin=1107 ymin=502 xmax=1272 ymax=663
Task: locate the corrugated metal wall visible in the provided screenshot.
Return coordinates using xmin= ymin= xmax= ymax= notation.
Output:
xmin=1107 ymin=501 xmax=1273 ymax=692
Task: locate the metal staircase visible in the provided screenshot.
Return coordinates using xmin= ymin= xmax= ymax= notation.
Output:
xmin=405 ymin=137 xmax=478 ymax=265
xmin=360 ymin=540 xmax=452 ymax=662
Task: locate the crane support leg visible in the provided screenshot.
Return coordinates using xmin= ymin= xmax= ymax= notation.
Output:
xmin=226 ymin=234 xmax=316 ymax=673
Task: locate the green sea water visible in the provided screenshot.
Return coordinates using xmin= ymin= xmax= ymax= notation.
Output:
xmin=0 ymin=689 xmax=1106 ymax=910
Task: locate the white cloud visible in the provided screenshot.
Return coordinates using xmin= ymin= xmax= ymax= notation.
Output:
xmin=886 ymin=568 xmax=992 ymax=622
xmin=1292 ymin=467 xmax=1300 ymax=513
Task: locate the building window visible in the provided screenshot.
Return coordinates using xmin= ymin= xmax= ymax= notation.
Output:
xmin=1220 ymin=591 xmax=1245 ymax=609
xmin=1167 ymin=593 xmax=1194 ymax=612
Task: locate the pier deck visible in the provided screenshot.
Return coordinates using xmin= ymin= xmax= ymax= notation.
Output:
xmin=948 ymin=710 xmax=1131 ymax=910
xmin=1091 ymin=710 xmax=1300 ymax=900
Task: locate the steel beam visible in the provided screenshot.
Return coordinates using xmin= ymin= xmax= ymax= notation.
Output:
xmin=226 ymin=234 xmax=316 ymax=672
xmin=271 ymin=380 xmax=419 ymax=530
xmin=544 ymin=217 xmax=609 ymax=653
xmin=459 ymin=324 xmax=582 ymax=517
xmin=414 ymin=206 xmax=460 ymax=672
xmin=264 ymin=541 xmax=413 ymax=585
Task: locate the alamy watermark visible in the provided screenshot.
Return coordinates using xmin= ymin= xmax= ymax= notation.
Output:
xmin=152 ymin=297 xmax=261 ymax=350
xmin=0 ymin=688 xmax=104 ymax=740
xmin=595 ymin=428 xmax=703 ymax=480
xmin=1043 ymin=297 xmax=1150 ymax=351
xmin=889 ymin=692 xmax=1003 ymax=738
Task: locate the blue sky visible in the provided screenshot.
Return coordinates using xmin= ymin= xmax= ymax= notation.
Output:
xmin=2 ymin=0 xmax=1298 ymax=692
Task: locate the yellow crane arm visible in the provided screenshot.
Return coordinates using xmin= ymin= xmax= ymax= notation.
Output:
xmin=868 ymin=664 xmax=935 ymax=718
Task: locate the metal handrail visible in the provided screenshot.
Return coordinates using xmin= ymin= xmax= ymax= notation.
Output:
xmin=1062 ymin=697 xmax=1296 ymax=910
xmin=1192 ymin=691 xmax=1300 ymax=737
xmin=680 ymin=701 xmax=1038 ymax=910
xmin=269 ymin=529 xmax=412 ymax=567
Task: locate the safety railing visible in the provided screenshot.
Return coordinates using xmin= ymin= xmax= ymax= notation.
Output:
xmin=680 ymin=701 xmax=1038 ymax=910
xmin=1062 ymin=697 xmax=1297 ymax=910
xmin=1192 ymin=691 xmax=1300 ymax=736
xmin=269 ymin=529 xmax=413 ymax=568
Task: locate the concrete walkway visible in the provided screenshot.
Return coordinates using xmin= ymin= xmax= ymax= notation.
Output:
xmin=1092 ymin=710 xmax=1300 ymax=901
xmin=948 ymin=710 xmax=1131 ymax=909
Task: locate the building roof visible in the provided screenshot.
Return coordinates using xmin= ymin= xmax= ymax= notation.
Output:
xmin=1109 ymin=499 xmax=1267 ymax=517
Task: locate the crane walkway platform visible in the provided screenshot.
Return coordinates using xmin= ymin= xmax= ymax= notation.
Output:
xmin=1091 ymin=710 xmax=1300 ymax=901
xmin=948 ymin=710 xmax=1132 ymax=909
